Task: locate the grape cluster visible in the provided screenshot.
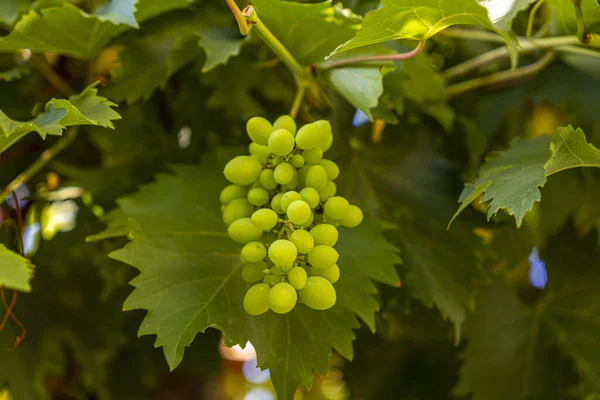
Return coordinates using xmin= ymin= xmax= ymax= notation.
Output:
xmin=220 ymin=115 xmax=363 ymax=316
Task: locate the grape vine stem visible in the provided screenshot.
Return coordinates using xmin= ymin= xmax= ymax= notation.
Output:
xmin=225 ymin=0 xmax=250 ymax=35
xmin=526 ymin=0 xmax=547 ymax=39
xmin=30 ymin=54 xmax=75 ymax=96
xmin=314 ymin=41 xmax=425 ymax=70
xmin=289 ymin=86 xmax=305 ymax=119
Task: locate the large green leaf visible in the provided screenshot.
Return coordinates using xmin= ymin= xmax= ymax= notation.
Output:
xmin=0 ymin=244 xmax=34 ymax=292
xmin=0 ymin=0 xmax=29 ymax=27
xmin=549 ymin=0 xmax=600 ymax=35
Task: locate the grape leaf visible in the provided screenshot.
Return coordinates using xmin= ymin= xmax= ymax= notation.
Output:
xmin=478 ymin=0 xmax=538 ymax=30
xmin=548 ymin=0 xmax=600 ymax=35
xmin=0 ymin=244 xmax=34 ymax=292
xmin=134 ymin=0 xmax=195 ymax=23
xmin=0 ymin=0 xmax=29 ymax=27
xmin=0 ymin=64 xmax=31 ymax=82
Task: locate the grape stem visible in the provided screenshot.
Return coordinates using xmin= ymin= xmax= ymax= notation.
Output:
xmin=225 ymin=0 xmax=251 ymax=35
xmin=289 ymin=86 xmax=305 ymax=119
xmin=526 ymin=0 xmax=547 ymax=39
xmin=314 ymin=41 xmax=425 ymax=70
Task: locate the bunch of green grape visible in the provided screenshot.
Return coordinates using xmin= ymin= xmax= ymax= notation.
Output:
xmin=220 ymin=115 xmax=363 ymax=316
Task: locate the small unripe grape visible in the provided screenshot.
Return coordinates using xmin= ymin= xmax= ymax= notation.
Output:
xmin=295 ymin=122 xmax=321 ymax=150
xmin=269 ymin=282 xmax=297 ymax=314
xmin=288 ymin=267 xmax=308 ymax=290
xmin=244 ymin=283 xmax=271 ymax=315
xmin=310 ymin=224 xmax=338 ymax=246
xmin=281 ymin=168 xmax=299 ymax=190
xmin=268 ymin=239 xmax=297 ymax=266
xmin=305 ymin=165 xmax=328 ymax=191
xmin=242 ymin=261 xmax=267 ymax=283
xmin=315 ymin=120 xmax=333 ymax=151
xmin=299 ymin=276 xmax=336 ymax=310
xmin=220 ymin=184 xmax=247 ymax=205
xmin=223 ymin=156 xmax=262 ymax=186
xmin=319 ymin=159 xmax=340 ymax=180
xmin=291 ymin=154 xmax=305 ymax=168
xmin=247 ymin=116 xmax=273 ymax=145
xmin=241 ymin=241 xmax=267 ymax=262
xmin=324 ymin=196 xmax=350 ymax=220
xmin=302 ymin=147 xmax=323 ymax=164
xmin=271 ymin=156 xmax=282 ymax=167
xmin=252 ymin=208 xmax=279 ymax=231
xmin=307 ymin=245 xmax=338 ymax=269
xmin=289 ymin=229 xmax=314 ymax=254
xmin=287 ymin=200 xmax=311 ymax=225
xmin=259 ymin=169 xmax=278 ymax=190
xmin=228 ymin=218 xmax=263 ymax=244
xmin=341 ymin=205 xmax=363 ymax=228
xmin=319 ymin=181 xmax=337 ymax=202
xmin=308 ymin=264 xmax=340 ymax=283
xmin=268 ymin=129 xmax=295 ymax=156
xmin=222 ymin=198 xmax=254 ymax=226
xmin=263 ymin=274 xmax=279 ymax=284
xmin=271 ymin=193 xmax=285 ymax=214
xmin=299 ymin=187 xmax=320 ymax=208
xmin=247 ymin=187 xmax=269 ymax=206
xmin=274 ymin=162 xmax=294 ymax=185
xmin=280 ymin=191 xmax=302 ymax=212
xmin=249 ymin=142 xmax=271 ymax=163
xmin=273 ymin=115 xmax=297 ymax=135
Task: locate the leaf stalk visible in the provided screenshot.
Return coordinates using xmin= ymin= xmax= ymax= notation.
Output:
xmin=315 ymin=41 xmax=425 ymax=70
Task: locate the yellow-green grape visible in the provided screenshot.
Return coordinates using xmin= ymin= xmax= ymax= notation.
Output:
xmin=315 ymin=120 xmax=333 ymax=151
xmin=220 ymin=184 xmax=248 ymax=205
xmin=269 ymin=282 xmax=297 ymax=314
xmin=244 ymin=283 xmax=271 ymax=315
xmin=242 ymin=261 xmax=267 ymax=283
xmin=241 ymin=241 xmax=267 ymax=262
xmin=319 ymin=181 xmax=337 ymax=202
xmin=329 ymin=219 xmax=342 ymax=227
xmin=289 ymin=229 xmax=314 ymax=254
xmin=274 ymin=162 xmax=294 ymax=185
xmin=287 ymin=200 xmax=311 ymax=225
xmin=268 ymin=239 xmax=297 ymax=267
xmin=280 ymin=191 xmax=301 ymax=212
xmin=247 ymin=187 xmax=269 ymax=206
xmin=324 ymin=196 xmax=350 ymax=220
xmin=224 ymin=156 xmax=262 ymax=186
xmin=247 ymin=116 xmax=273 ymax=145
xmin=263 ymin=274 xmax=279 ymax=284
xmin=281 ymin=168 xmax=299 ymax=191
xmin=305 ymin=165 xmax=329 ymax=191
xmin=341 ymin=205 xmax=363 ymax=228
xmin=308 ymin=264 xmax=340 ymax=283
xmin=302 ymin=147 xmax=323 ymax=164
xmin=273 ymin=115 xmax=297 ymax=135
xmin=249 ymin=142 xmax=271 ymax=164
xmin=271 ymin=156 xmax=282 ymax=167
xmin=299 ymin=276 xmax=336 ymax=310
xmin=295 ymin=122 xmax=321 ymax=150
xmin=291 ymin=154 xmax=305 ymax=168
xmin=251 ymin=208 xmax=279 ymax=231
xmin=222 ymin=198 xmax=254 ymax=226
xmin=228 ymin=218 xmax=263 ymax=244
xmin=307 ymin=245 xmax=338 ymax=269
xmin=268 ymin=129 xmax=295 ymax=156
xmin=299 ymin=187 xmax=320 ymax=208
xmin=300 ymin=211 xmax=314 ymax=228
xmin=310 ymin=224 xmax=338 ymax=246
xmin=271 ymin=193 xmax=285 ymax=214
xmin=319 ymin=159 xmax=340 ymax=180
xmin=298 ymin=165 xmax=310 ymax=186
xmin=288 ymin=267 xmax=308 ymax=290
xmin=259 ymin=169 xmax=278 ymax=190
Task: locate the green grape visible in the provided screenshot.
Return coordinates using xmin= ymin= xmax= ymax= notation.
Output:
xmin=319 ymin=159 xmax=340 ymax=180
xmin=244 ymin=283 xmax=271 ymax=315
xmin=280 ymin=191 xmax=302 ymax=212
xmin=223 ymin=156 xmax=262 ymax=186
xmin=315 ymin=120 xmax=333 ymax=151
xmin=247 ymin=187 xmax=270 ymax=206
xmin=271 ymin=156 xmax=282 ymax=167
xmin=300 ymin=211 xmax=314 ymax=228
xmin=268 ymin=239 xmax=298 ymax=267
xmin=269 ymin=282 xmax=297 ymax=314
xmin=249 ymin=142 xmax=271 ymax=164
xmin=281 ymin=168 xmax=299 ymax=190
xmin=259 ymin=169 xmax=278 ymax=190
xmin=222 ymin=198 xmax=254 ymax=226
xmin=271 ymin=193 xmax=285 ymax=214
xmin=241 ymin=241 xmax=267 ymax=262
xmin=242 ymin=261 xmax=267 ymax=283
xmin=274 ymin=162 xmax=294 ymax=185
xmin=308 ymin=264 xmax=340 ymax=283
xmin=298 ymin=165 xmax=310 ymax=186
xmin=302 ymin=147 xmax=323 ymax=164
xmin=319 ymin=181 xmax=336 ymax=202
xmin=228 ymin=218 xmax=263 ymax=244
xmin=310 ymin=224 xmax=338 ymax=246
xmin=287 ymin=267 xmax=308 ymax=290
xmin=299 ymin=276 xmax=336 ymax=310
xmin=251 ymin=208 xmax=279 ymax=230
xmin=324 ymin=196 xmax=350 ymax=220
xmin=219 ymin=184 xmax=247 ymax=205
xmin=263 ymin=274 xmax=279 ymax=284
xmin=268 ymin=129 xmax=295 ymax=156
xmin=299 ymin=187 xmax=320 ymax=208
xmin=246 ymin=116 xmax=273 ymax=145
xmin=273 ymin=115 xmax=297 ymax=135
xmin=305 ymin=165 xmax=329 ymax=191
xmin=307 ymin=245 xmax=338 ymax=269
xmin=295 ymin=122 xmax=321 ymax=150
xmin=287 ymin=200 xmax=311 ymax=225
xmin=341 ymin=205 xmax=363 ymax=228
xmin=291 ymin=154 xmax=305 ymax=168
xmin=289 ymin=229 xmax=314 ymax=254
xmin=329 ymin=219 xmax=342 ymax=227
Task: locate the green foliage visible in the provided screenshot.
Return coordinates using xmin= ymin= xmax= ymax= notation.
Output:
xmin=0 ymin=244 xmax=34 ymax=292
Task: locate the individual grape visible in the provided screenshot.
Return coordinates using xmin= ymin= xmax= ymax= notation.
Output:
xmin=324 ymin=196 xmax=350 ymax=220
xmin=328 ymin=219 xmax=342 ymax=227
xmin=298 ymin=165 xmax=310 ymax=186
xmin=302 ymin=147 xmax=323 ymax=164
xmin=310 ymin=224 xmax=338 ymax=246
xmin=271 ymin=193 xmax=285 ymax=214
xmin=271 ymin=156 xmax=282 ymax=167
xmin=299 ymin=276 xmax=336 ymax=310
xmin=287 ymin=200 xmax=311 ymax=225
xmin=281 ymin=168 xmax=299 ymax=190
xmin=228 ymin=218 xmax=263 ymax=244
xmin=219 ymin=184 xmax=247 ymax=205
xmin=246 ymin=116 xmax=273 ymax=145
xmin=222 ymin=198 xmax=254 ymax=226
xmin=300 ymin=211 xmax=314 ymax=228
xmin=319 ymin=159 xmax=340 ymax=180
xmin=307 ymin=245 xmax=338 ymax=269
xmin=305 ymin=165 xmax=328 ymax=191
xmin=288 ymin=267 xmax=308 ymax=290
xmin=247 ymin=187 xmax=269 ymax=206
xmin=289 ymin=229 xmax=314 ymax=254
xmin=259 ymin=169 xmax=278 ymax=190
xmin=241 ymin=241 xmax=267 ymax=262
xmin=315 ymin=120 xmax=333 ymax=151
xmin=274 ymin=162 xmax=294 ymax=185
xmin=291 ymin=154 xmax=305 ymax=168
xmin=308 ymin=264 xmax=340 ymax=283
xmin=251 ymin=208 xmax=279 ymax=231
xmin=319 ymin=181 xmax=336 ymax=202
xmin=268 ymin=129 xmax=295 ymax=156
xmin=341 ymin=205 xmax=363 ymax=228
xmin=242 ymin=261 xmax=267 ymax=283
xmin=273 ymin=115 xmax=297 ymax=135
xmin=249 ymin=142 xmax=271 ymax=164
xmin=244 ymin=283 xmax=271 ymax=315
xmin=299 ymin=187 xmax=320 ymax=208
xmin=223 ymin=156 xmax=262 ymax=186
xmin=268 ymin=239 xmax=297 ymax=267
xmin=263 ymin=274 xmax=279 ymax=284
xmin=280 ymin=191 xmax=302 ymax=212
xmin=295 ymin=122 xmax=321 ymax=150
xmin=269 ymin=282 xmax=297 ymax=314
